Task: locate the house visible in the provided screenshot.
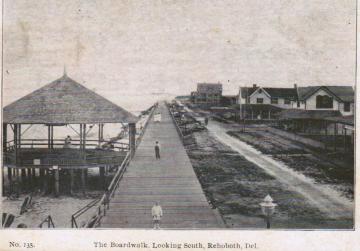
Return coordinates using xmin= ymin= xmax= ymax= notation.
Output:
xmin=191 ymin=83 xmax=222 ymax=106
xmin=221 ymin=95 xmax=238 ymax=106
xmin=297 ymin=86 xmax=354 ymax=116
xmin=238 ymin=84 xmax=299 ymax=109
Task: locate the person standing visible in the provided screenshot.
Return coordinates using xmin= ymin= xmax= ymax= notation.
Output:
xmin=154 ymin=141 xmax=161 ymax=159
xmin=204 ymin=116 xmax=209 ymax=126
xmin=151 ymin=201 xmax=163 ymax=229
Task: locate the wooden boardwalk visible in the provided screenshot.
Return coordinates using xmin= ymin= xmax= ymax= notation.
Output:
xmin=100 ymin=102 xmax=223 ymax=228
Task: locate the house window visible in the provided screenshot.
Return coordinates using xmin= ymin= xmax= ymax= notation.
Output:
xmin=284 ymin=99 xmax=291 ymax=105
xmin=344 ymin=102 xmax=351 ymax=112
xmin=271 ymin=98 xmax=278 ymax=104
xmin=316 ymin=95 xmax=333 ymax=108
xmin=257 ymin=98 xmax=263 ymax=104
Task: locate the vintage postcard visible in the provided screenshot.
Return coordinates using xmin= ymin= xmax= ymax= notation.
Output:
xmin=0 ymin=0 xmax=359 ymax=250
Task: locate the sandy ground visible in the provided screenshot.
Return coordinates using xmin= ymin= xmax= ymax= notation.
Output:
xmin=1 ymin=195 xmax=97 ymax=228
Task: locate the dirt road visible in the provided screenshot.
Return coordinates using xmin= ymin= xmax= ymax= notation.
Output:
xmin=207 ymin=120 xmax=353 ymax=219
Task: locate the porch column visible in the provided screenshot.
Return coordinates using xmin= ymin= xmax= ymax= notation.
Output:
xmin=268 ymin=110 xmax=271 ymax=120
xmin=129 ymin=123 xmax=136 ymax=157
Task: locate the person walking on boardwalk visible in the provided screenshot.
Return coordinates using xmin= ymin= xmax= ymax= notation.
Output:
xmin=154 ymin=141 xmax=161 ymax=159
xmin=151 ymin=201 xmax=163 ymax=229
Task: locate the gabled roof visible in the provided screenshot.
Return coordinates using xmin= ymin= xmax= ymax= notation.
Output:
xmin=240 ymin=87 xmax=297 ymax=100
xmin=3 ymin=74 xmax=139 ymax=124
xmin=298 ymin=86 xmax=354 ymax=102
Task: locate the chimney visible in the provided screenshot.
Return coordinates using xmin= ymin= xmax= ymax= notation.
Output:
xmin=253 ymin=84 xmax=257 ymax=88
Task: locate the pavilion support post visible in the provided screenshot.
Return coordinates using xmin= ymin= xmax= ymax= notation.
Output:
xmin=268 ymin=110 xmax=271 ymax=120
xmin=8 ymin=167 xmax=13 ymax=194
xmin=70 ymin=169 xmax=74 ymax=195
xmin=50 ymin=125 xmax=54 ymax=149
xmin=14 ymin=124 xmax=18 ymax=166
xmin=39 ymin=168 xmax=45 ymax=192
xmin=54 ymin=167 xmax=59 ymax=197
xmin=129 ymin=123 xmax=136 ymax=158
xmin=43 ymin=169 xmax=49 ymax=194
xmin=251 ymin=110 xmax=254 ymax=120
xmin=27 ymin=168 xmax=32 ymax=191
xmin=21 ymin=168 xmax=26 ymax=191
xmin=98 ymin=123 xmax=104 ymax=144
xmin=99 ymin=166 xmax=105 ymax=189
xmin=48 ymin=125 xmax=51 ymax=149
xmin=15 ymin=168 xmax=20 ymax=197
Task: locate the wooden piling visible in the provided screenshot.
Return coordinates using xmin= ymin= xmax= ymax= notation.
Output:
xmin=70 ymin=168 xmax=74 ymax=195
xmin=81 ymin=169 xmax=86 ymax=194
xmin=54 ymin=168 xmax=59 ymax=197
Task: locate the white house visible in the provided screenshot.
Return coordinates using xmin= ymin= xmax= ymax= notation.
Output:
xmin=297 ymin=86 xmax=354 ymax=116
xmin=238 ymin=84 xmax=299 ymax=109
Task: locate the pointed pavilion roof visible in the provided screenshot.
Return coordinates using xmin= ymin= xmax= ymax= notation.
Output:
xmin=3 ymin=74 xmax=139 ymax=124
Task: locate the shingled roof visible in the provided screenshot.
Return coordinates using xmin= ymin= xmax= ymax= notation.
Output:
xmin=241 ymin=87 xmax=298 ymax=100
xmin=3 ymin=74 xmax=139 ymax=124
xmin=298 ymin=86 xmax=354 ymax=102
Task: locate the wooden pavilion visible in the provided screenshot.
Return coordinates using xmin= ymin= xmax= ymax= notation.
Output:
xmin=2 ymin=73 xmax=138 ymax=196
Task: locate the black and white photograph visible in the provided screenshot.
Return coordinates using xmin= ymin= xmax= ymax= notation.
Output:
xmin=0 ymin=0 xmax=358 ymax=250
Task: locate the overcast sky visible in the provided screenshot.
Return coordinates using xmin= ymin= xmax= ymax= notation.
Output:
xmin=2 ymin=0 xmax=356 ymax=111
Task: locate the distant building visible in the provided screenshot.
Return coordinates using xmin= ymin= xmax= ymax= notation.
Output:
xmin=191 ymin=83 xmax=222 ymax=106
xmin=238 ymin=84 xmax=299 ymax=109
xmin=297 ymin=86 xmax=354 ymax=116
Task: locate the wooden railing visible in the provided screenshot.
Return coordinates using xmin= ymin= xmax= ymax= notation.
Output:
xmin=166 ymin=102 xmax=184 ymax=142
xmin=5 ymin=138 xmax=129 ymax=152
